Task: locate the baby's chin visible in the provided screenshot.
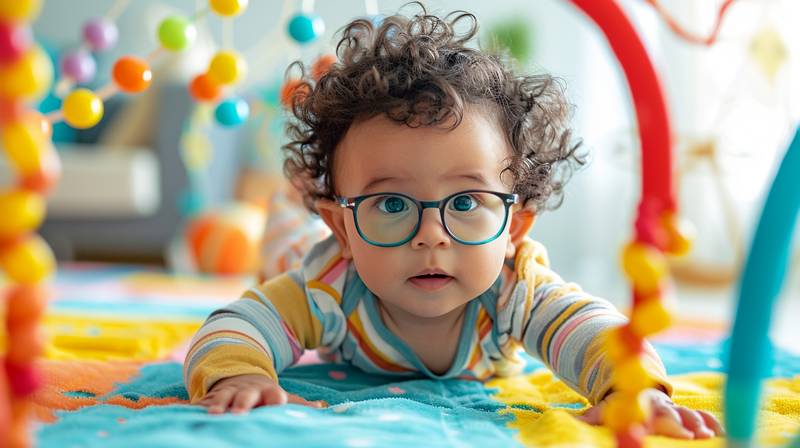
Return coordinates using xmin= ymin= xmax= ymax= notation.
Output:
xmin=389 ymin=295 xmax=472 ymax=319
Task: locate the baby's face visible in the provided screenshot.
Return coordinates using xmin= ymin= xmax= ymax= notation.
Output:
xmin=325 ymin=108 xmax=518 ymax=319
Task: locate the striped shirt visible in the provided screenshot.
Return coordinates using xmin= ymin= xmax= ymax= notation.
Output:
xmin=184 ymin=235 xmax=671 ymax=405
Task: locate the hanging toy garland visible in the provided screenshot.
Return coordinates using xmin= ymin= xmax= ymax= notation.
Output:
xmin=0 ymin=0 xmax=57 ymax=446
xmin=568 ymin=1 xmax=693 ymax=447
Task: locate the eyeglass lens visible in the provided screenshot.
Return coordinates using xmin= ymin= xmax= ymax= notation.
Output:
xmin=355 ymin=192 xmax=506 ymax=245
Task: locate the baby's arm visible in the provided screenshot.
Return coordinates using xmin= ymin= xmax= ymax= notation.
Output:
xmin=184 ymin=273 xmax=327 ymax=412
xmin=510 ymin=239 xmax=671 ymax=404
xmin=511 ymin=239 xmax=722 ymax=437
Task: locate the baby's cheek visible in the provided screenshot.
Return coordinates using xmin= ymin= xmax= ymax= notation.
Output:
xmin=458 ymin=243 xmax=507 ymax=292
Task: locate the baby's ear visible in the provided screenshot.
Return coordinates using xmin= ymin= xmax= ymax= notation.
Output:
xmin=505 ymin=206 xmax=536 ymax=259
xmin=316 ymin=198 xmax=353 ymax=259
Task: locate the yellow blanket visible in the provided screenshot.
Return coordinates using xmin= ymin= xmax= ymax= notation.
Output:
xmin=488 ymin=369 xmax=800 ymax=447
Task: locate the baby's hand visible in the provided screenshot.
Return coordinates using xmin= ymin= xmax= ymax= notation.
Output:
xmin=198 ymin=374 xmax=328 ymax=414
xmin=577 ymin=388 xmax=724 ymax=439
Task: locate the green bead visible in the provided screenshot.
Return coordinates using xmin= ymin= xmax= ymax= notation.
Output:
xmin=158 ymin=15 xmax=197 ymax=51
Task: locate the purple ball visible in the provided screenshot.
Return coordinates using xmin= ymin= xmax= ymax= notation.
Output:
xmin=83 ymin=18 xmax=118 ymax=51
xmin=60 ymin=49 xmax=97 ymax=84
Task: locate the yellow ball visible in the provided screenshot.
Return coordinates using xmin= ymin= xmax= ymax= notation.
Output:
xmin=1 ymin=119 xmax=51 ymax=175
xmin=0 ymin=44 xmax=54 ymax=101
xmin=207 ymin=50 xmax=247 ymax=85
xmin=63 ymin=88 xmax=104 ymax=129
xmin=0 ymin=190 xmax=46 ymax=239
xmin=0 ymin=0 xmax=42 ymax=21
xmin=622 ymin=241 xmax=668 ymax=295
xmin=0 ymin=233 xmax=56 ymax=284
xmin=209 ymin=0 xmax=248 ymax=17
xmin=631 ymin=299 xmax=671 ymax=337
xmin=613 ymin=357 xmax=653 ymax=393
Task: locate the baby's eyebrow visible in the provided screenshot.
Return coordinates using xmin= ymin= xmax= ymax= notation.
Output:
xmin=362 ymin=176 xmax=405 ymax=192
xmin=447 ymin=173 xmax=490 ymax=186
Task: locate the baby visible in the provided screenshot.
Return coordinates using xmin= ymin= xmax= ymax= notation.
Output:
xmin=185 ymin=8 xmax=723 ymax=440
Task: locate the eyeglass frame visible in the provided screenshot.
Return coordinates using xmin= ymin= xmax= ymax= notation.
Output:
xmin=336 ymin=189 xmax=520 ymax=247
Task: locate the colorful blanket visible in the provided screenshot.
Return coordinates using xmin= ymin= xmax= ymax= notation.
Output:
xmin=18 ymin=263 xmax=800 ymax=447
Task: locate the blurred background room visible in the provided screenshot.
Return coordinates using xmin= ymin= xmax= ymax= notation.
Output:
xmin=2 ymin=0 xmax=799 ymax=352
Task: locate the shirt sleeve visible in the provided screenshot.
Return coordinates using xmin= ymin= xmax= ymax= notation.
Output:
xmin=183 ymin=237 xmax=349 ymax=403
xmin=511 ymin=238 xmax=673 ymax=405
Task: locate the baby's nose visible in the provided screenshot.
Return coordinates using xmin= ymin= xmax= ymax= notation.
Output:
xmin=411 ymin=209 xmax=451 ymax=249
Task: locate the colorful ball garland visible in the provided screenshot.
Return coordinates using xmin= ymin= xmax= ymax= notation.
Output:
xmin=0 ymin=0 xmax=56 ymax=445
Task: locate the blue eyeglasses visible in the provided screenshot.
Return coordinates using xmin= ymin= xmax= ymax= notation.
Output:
xmin=337 ymin=190 xmax=519 ymax=247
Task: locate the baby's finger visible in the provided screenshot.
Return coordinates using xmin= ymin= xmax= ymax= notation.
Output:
xmin=676 ymin=407 xmax=714 ymax=439
xmin=230 ymin=387 xmax=261 ymax=414
xmin=575 ymin=403 xmax=604 ymax=426
xmin=287 ymin=393 xmax=327 ymax=409
xmin=205 ymin=387 xmax=237 ymax=415
xmin=651 ymin=406 xmax=693 ymax=439
xmin=261 ymin=385 xmax=289 ymax=406
xmin=697 ymin=410 xmax=725 ymax=436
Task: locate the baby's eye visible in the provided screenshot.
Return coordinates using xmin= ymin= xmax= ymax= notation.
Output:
xmin=449 ymin=194 xmax=479 ymax=212
xmin=374 ymin=196 xmax=409 ymax=213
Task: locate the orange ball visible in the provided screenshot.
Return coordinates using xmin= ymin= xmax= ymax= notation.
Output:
xmin=6 ymin=320 xmax=46 ymax=364
xmin=112 ymin=55 xmax=152 ymax=93
xmin=280 ymin=78 xmax=309 ymax=110
xmin=188 ymin=73 xmax=222 ymax=102
xmin=6 ymin=285 xmax=49 ymax=322
xmin=311 ymin=53 xmax=336 ymax=81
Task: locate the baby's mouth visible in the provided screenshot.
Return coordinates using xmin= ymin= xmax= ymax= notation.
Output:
xmin=408 ymin=273 xmax=453 ymax=291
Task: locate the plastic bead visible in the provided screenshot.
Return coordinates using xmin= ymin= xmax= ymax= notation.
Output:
xmin=0 ymin=190 xmax=46 ymax=239
xmin=661 ymin=211 xmax=694 ymax=256
xmin=207 ymin=50 xmax=247 ymax=85
xmin=188 ymin=73 xmax=222 ymax=102
xmin=0 ymin=22 xmax=33 ymax=64
xmin=287 ymin=14 xmax=325 ymax=43
xmin=214 ymin=97 xmax=249 ymax=127
xmin=0 ymin=233 xmax=56 ymax=284
xmin=603 ymin=392 xmax=649 ymax=432
xmin=6 ymin=285 xmax=48 ymax=322
xmin=59 ymin=48 xmax=97 ymax=84
xmin=63 ymin=88 xmax=104 ymax=129
xmin=157 ymin=15 xmax=197 ymax=52
xmin=209 ymin=0 xmax=248 ymax=17
xmin=311 ymin=53 xmax=336 ymax=81
xmin=0 ymin=0 xmax=42 ymax=21
xmin=6 ymin=321 xmax=46 ymax=365
xmin=605 ymin=325 xmax=641 ymax=362
xmin=0 ymin=44 xmax=53 ymax=100
xmin=622 ymin=241 xmax=667 ymax=296
xmin=279 ymin=78 xmax=309 ymax=109
xmin=1 ymin=114 xmax=50 ymax=174
xmin=630 ymin=299 xmax=671 ymax=337
xmin=112 ymin=55 xmax=152 ymax=93
xmin=5 ymin=362 xmax=43 ymax=398
xmin=82 ymin=17 xmax=118 ymax=51
xmin=613 ymin=357 xmax=652 ymax=393
xmin=19 ymin=146 xmax=61 ymax=195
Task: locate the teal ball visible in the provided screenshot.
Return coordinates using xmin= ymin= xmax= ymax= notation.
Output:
xmin=288 ymin=14 xmax=325 ymax=43
xmin=215 ymin=97 xmax=250 ymax=127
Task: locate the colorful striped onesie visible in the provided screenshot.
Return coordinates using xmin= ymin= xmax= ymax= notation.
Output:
xmin=184 ymin=235 xmax=672 ymax=405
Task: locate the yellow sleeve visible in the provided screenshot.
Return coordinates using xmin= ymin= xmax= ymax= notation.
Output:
xmin=184 ymin=273 xmax=324 ymax=403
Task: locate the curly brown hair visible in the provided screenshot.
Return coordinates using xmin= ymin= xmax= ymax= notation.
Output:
xmin=283 ymin=4 xmax=586 ymax=215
